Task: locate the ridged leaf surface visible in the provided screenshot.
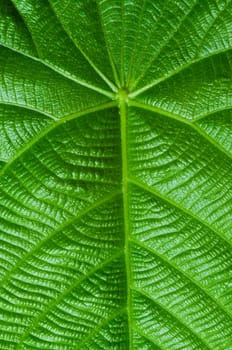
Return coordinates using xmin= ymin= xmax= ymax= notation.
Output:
xmin=0 ymin=0 xmax=232 ymax=349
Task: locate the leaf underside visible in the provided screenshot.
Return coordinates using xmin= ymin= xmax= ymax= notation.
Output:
xmin=0 ymin=0 xmax=232 ymax=349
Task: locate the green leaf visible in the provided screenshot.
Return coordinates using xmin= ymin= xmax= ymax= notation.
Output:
xmin=0 ymin=1 xmax=232 ymax=349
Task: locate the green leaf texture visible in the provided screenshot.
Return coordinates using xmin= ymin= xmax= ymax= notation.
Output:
xmin=0 ymin=0 xmax=232 ymax=349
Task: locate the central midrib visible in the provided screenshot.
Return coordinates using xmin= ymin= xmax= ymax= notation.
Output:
xmin=118 ymin=88 xmax=133 ymax=349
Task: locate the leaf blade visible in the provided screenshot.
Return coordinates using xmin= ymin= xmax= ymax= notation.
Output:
xmin=0 ymin=1 xmax=232 ymax=349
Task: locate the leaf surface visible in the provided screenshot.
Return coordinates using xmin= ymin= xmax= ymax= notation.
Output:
xmin=0 ymin=1 xmax=232 ymax=349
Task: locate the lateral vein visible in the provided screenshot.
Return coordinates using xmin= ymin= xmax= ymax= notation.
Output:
xmin=128 ymin=100 xmax=232 ymax=161
xmin=0 ymin=101 xmax=117 ymax=178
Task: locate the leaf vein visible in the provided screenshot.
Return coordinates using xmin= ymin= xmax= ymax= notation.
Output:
xmin=0 ymin=101 xmax=117 ymax=179
xmin=74 ymin=308 xmax=127 ymax=350
xmin=0 ymin=43 xmax=114 ymax=98
xmin=0 ymin=190 xmax=121 ymax=292
xmin=16 ymin=250 xmax=124 ymax=347
xmin=132 ymin=287 xmax=211 ymax=350
xmin=129 ymin=178 xmax=232 ymax=247
xmin=131 ymin=0 xmax=200 ymax=89
xmin=131 ymin=237 xmax=232 ymax=319
xmin=129 ymin=100 xmax=232 ymax=161
xmin=47 ymin=0 xmax=117 ymax=92
xmin=130 ymin=46 xmax=232 ymax=97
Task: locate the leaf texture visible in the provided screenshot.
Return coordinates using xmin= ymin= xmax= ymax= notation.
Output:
xmin=0 ymin=1 xmax=232 ymax=349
